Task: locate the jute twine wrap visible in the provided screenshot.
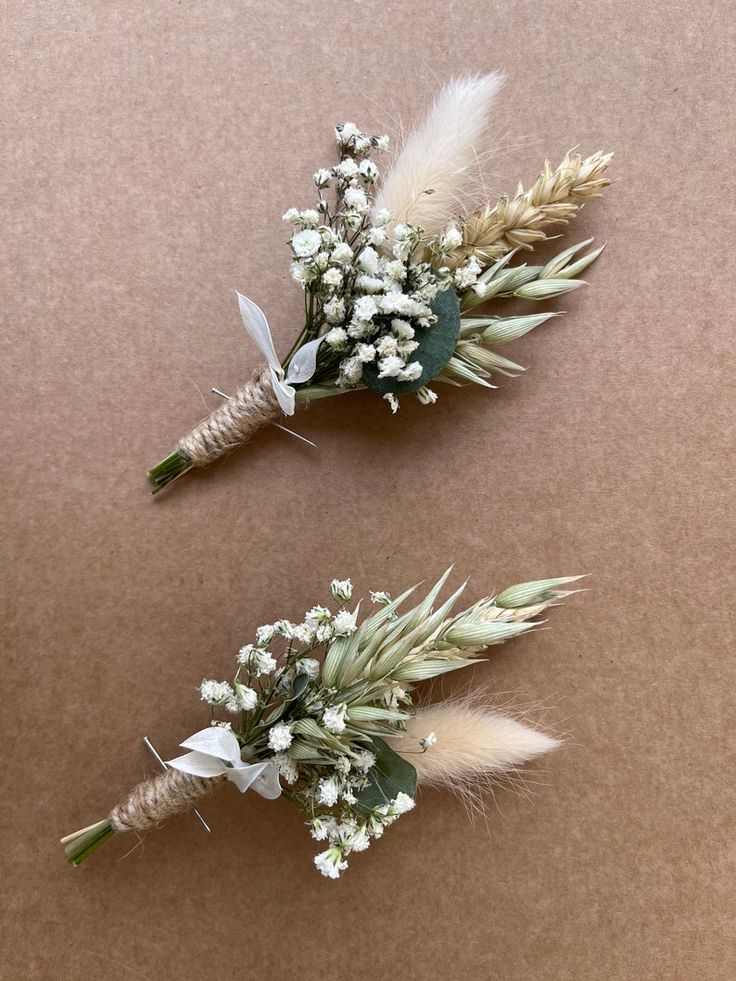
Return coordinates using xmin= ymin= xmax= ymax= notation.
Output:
xmin=178 ymin=364 xmax=282 ymax=467
xmin=110 ymin=768 xmax=225 ymax=833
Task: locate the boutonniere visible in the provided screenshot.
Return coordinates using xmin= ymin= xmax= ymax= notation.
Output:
xmin=63 ymin=572 xmax=582 ymax=876
xmin=148 ymin=74 xmax=611 ymax=493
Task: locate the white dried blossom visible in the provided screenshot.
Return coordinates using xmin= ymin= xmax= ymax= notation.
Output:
xmin=331 ymin=242 xmax=353 ymax=263
xmin=335 ymin=121 xmax=360 ymax=144
xmin=353 ymin=295 xmax=378 ymax=321
xmin=417 ymin=386 xmax=438 ymax=405
xmin=271 ymin=753 xmax=299 ymax=785
xmin=344 ymin=187 xmax=368 ymax=212
xmin=332 ymin=609 xmax=358 ymax=636
xmin=392 ymin=792 xmax=415 ymax=814
xmin=353 ymin=749 xmax=376 ymax=772
xmin=282 ymin=208 xmax=301 ymax=224
xmin=355 ymin=343 xmax=376 ymax=363
xmin=366 ymin=226 xmax=388 ymax=247
xmin=323 ymin=703 xmax=349 ymax=733
xmin=323 ymin=297 xmax=346 ymax=324
xmin=338 ymin=356 xmax=363 ymax=385
xmin=317 ymin=776 xmax=340 ymax=807
xmin=314 ymin=168 xmax=331 ymax=187
xmin=398 ymin=361 xmax=422 ymax=382
xmin=325 ymin=326 xmax=349 ymax=350
xmin=334 ymin=158 xmax=359 ymax=180
xmin=291 ymin=229 xmax=322 ymax=257
xmin=296 ymin=657 xmax=320 ymax=679
xmin=440 ymin=226 xmax=463 ymax=251
xmin=370 ymin=590 xmax=390 ymax=605
xmin=199 ymin=680 xmax=234 ymax=706
xmin=359 ymin=159 xmax=378 ymax=182
xmin=314 ymin=848 xmax=348 ymax=879
xmin=268 ymin=722 xmax=294 ymax=752
xmin=420 ymin=731 xmax=438 ymax=750
xmin=255 ymin=624 xmax=275 ymax=647
xmin=384 ymin=393 xmax=400 ymax=413
xmin=322 ymin=267 xmax=343 ymax=288
xmin=378 ymin=355 xmax=405 ymax=378
xmin=234 ymin=683 xmax=258 ymax=710
xmin=330 ymin=579 xmax=353 ymax=602
xmin=357 ymin=246 xmax=380 ymax=275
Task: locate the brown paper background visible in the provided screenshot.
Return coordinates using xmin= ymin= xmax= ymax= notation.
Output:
xmin=3 ymin=2 xmax=734 ymax=979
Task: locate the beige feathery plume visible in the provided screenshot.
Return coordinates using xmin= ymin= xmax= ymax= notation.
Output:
xmin=445 ymin=149 xmax=613 ymax=268
xmin=374 ymin=73 xmax=504 ymax=238
xmin=393 ymin=697 xmax=560 ymax=796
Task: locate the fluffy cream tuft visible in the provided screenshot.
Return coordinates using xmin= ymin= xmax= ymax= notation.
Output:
xmin=393 ymin=697 xmax=559 ymax=793
xmin=374 ymin=73 xmax=504 ymax=239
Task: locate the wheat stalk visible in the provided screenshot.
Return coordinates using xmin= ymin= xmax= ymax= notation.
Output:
xmin=445 ymin=149 xmax=612 ymax=269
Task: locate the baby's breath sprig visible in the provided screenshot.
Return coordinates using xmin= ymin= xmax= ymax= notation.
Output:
xmin=62 ymin=571 xmax=582 ymax=875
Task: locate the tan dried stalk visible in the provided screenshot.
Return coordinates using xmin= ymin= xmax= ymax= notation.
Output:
xmin=445 ymin=149 xmax=613 ymax=269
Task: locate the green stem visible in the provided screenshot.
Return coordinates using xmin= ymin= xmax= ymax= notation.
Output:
xmin=147 ymin=449 xmax=194 ymax=495
xmin=63 ymin=819 xmax=116 ymax=867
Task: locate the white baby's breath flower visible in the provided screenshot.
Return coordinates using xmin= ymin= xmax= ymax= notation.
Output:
xmin=350 ymin=826 xmax=371 ymax=852
xmin=268 ymin=722 xmax=294 ymax=752
xmin=292 ymin=622 xmax=315 ymax=645
xmin=378 ymin=355 xmax=405 ymax=378
xmin=355 ymin=343 xmax=376 ymax=363
xmin=374 ymin=135 xmax=389 ymax=151
xmin=354 ymin=749 xmax=376 ymax=772
xmin=317 ymin=776 xmax=340 ymax=807
xmin=344 ymin=187 xmax=368 ymax=212
xmin=376 ymin=335 xmax=398 ymax=358
xmin=357 ymin=246 xmax=380 ymax=275
xmin=323 ymin=703 xmax=348 ymax=733
xmin=347 ymin=320 xmax=374 ymax=340
xmin=453 ymin=255 xmax=482 ymax=290
xmin=332 ymin=609 xmax=358 ymax=636
xmin=296 ymin=657 xmax=320 ymax=679
xmin=282 ymin=208 xmax=300 ymax=224
xmin=271 ymin=753 xmax=299 ymax=784
xmin=353 ymin=296 xmax=378 ymax=321
xmin=370 ymin=590 xmax=390 ymax=605
xmin=290 ymin=261 xmax=316 ymax=286
xmin=440 ymin=226 xmax=463 ymax=251
xmin=322 ymin=296 xmax=345 ymax=324
xmin=417 ymin=386 xmax=438 ymax=405
xmin=314 ymin=848 xmax=348 ymax=879
xmin=384 ymin=260 xmax=407 ymax=281
xmin=234 ymin=683 xmax=258 ymax=710
xmin=306 ymin=605 xmax=331 ymax=626
xmin=330 ymin=579 xmax=353 ymax=602
xmin=323 ymin=297 xmax=346 ymax=324
xmin=420 ymin=731 xmax=438 ymax=750
xmin=366 ymin=226 xmax=388 ymax=247
xmin=314 ymin=168 xmax=331 ymax=187
xmin=334 ymin=755 xmax=351 ymax=774
xmin=398 ymin=361 xmax=422 ymax=382
xmin=199 ymin=679 xmax=234 ymax=706
xmin=335 ymin=121 xmax=360 ymax=144
xmin=338 ymin=356 xmax=363 ymax=385
xmin=334 ymin=158 xmax=359 ymax=180
xmin=331 ymin=241 xmax=353 ymax=263
xmin=325 ymin=326 xmax=349 ymax=350
xmin=322 ymin=266 xmax=343 ymax=288
xmin=384 ymin=393 xmax=400 ymax=413
xmin=354 ymin=274 xmax=384 ymax=293
xmin=392 ymin=792 xmax=415 ymax=814
xmin=255 ymin=624 xmax=275 ymax=647
xmin=252 ymin=651 xmax=277 ymax=676
xmin=300 ymin=209 xmax=320 ymax=227
xmin=359 ymin=159 xmax=378 ymax=182
xmin=292 ymin=229 xmax=322 ymax=257
xmin=273 ymin=619 xmax=295 ymax=639
xmin=374 ymin=207 xmax=392 ymax=225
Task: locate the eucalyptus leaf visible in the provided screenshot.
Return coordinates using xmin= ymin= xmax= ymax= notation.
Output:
xmin=355 ymin=736 xmax=417 ymax=814
xmin=362 ymin=288 xmax=461 ymax=394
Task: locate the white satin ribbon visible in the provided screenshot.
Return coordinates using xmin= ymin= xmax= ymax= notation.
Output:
xmin=236 ymin=292 xmax=322 ymax=416
xmin=167 ymin=726 xmax=282 ymax=799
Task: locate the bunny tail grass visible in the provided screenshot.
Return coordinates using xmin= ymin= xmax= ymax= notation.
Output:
xmin=393 ymin=699 xmax=560 ymax=793
xmin=375 ymin=73 xmax=504 ymax=238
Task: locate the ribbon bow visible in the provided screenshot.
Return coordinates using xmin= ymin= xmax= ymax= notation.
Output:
xmin=167 ymin=726 xmax=282 ymax=798
xmin=237 ymin=292 xmax=322 ymax=416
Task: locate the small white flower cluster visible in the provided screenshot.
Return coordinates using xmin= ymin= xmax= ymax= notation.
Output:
xmin=193 ymin=579 xmax=425 ymax=879
xmin=283 ymin=123 xmax=482 ymax=409
xmin=311 ymin=792 xmax=416 ymax=878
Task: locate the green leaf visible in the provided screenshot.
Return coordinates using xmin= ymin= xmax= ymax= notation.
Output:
xmin=355 ymin=736 xmax=417 ymax=813
xmin=362 ymin=288 xmax=461 ymax=394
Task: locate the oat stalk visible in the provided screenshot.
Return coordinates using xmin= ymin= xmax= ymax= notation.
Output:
xmin=446 ymin=150 xmax=613 ymax=269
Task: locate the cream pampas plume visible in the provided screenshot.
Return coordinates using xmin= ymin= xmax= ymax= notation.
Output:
xmin=374 ymin=73 xmax=504 ymax=238
xmin=393 ymin=698 xmax=559 ymax=795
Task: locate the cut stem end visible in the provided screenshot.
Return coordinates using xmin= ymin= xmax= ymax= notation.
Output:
xmin=147 ymin=450 xmax=194 ymax=495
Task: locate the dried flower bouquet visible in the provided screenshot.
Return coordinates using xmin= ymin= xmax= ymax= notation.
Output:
xmin=63 ymin=572 xmax=581 ymax=877
xmin=148 ymin=74 xmax=611 ymax=492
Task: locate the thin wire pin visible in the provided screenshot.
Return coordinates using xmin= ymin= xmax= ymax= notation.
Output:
xmin=211 ymin=387 xmax=317 ymax=448
xmin=143 ymin=736 xmax=211 ymax=833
